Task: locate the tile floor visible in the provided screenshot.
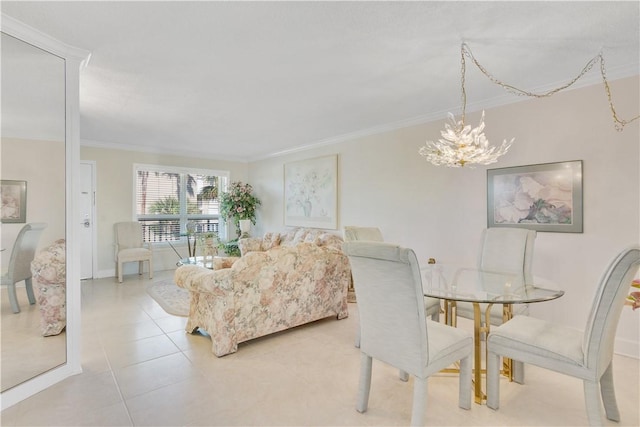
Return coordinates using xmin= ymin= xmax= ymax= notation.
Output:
xmin=1 ymin=269 xmax=639 ymax=426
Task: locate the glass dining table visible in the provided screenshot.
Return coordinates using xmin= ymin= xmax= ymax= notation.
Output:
xmin=422 ymin=267 xmax=565 ymax=404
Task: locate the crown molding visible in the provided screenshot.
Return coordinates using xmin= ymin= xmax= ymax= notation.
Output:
xmin=252 ymin=66 xmax=639 ymax=161
xmin=1 ymin=14 xmax=91 ymax=65
xmin=80 ymin=138 xmax=249 ymax=163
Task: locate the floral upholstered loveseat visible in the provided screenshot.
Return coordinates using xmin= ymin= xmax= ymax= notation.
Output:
xmin=174 ymin=228 xmax=351 ymax=357
xmin=31 ymin=239 xmax=66 ymax=336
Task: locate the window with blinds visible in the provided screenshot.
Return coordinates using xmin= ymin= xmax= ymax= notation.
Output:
xmin=133 ymin=164 xmax=228 ymax=242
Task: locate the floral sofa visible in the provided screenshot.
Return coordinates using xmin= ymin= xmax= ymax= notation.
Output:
xmin=174 ymin=228 xmax=351 ymax=357
xmin=30 ymin=239 xmax=66 ymax=336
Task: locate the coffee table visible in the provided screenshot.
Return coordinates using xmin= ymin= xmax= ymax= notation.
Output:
xmin=177 ymin=255 xmax=216 ymax=269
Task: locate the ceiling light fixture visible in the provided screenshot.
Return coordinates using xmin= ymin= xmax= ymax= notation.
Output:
xmin=420 ymin=43 xmax=639 ymax=168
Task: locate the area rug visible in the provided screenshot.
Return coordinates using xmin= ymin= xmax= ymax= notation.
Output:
xmin=146 ymin=281 xmax=189 ymax=317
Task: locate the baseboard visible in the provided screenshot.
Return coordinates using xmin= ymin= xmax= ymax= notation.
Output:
xmin=615 ymin=337 xmax=639 ymax=359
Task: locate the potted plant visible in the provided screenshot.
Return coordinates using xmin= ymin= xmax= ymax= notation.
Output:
xmin=219 ymin=181 xmax=261 ymax=248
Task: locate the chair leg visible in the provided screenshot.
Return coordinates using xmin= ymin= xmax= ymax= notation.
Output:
xmin=600 ymin=362 xmax=620 ymax=422
xmin=458 ymin=353 xmax=472 ymax=410
xmin=148 ymin=259 xmax=153 ymax=279
xmin=513 ymin=360 xmax=525 ymax=384
xmin=354 ymin=327 xmax=361 ymax=348
xmin=118 ymin=261 xmax=123 ymax=283
xmin=8 ymin=282 xmax=20 ymax=313
xmin=486 ymin=350 xmax=501 ymax=410
xmin=25 ymin=277 xmax=36 ymax=305
xmin=138 ymin=261 xmax=143 ymax=275
xmin=583 ymin=380 xmax=605 ymax=426
xmin=410 ymin=376 xmax=427 ymax=427
xmin=356 ymin=353 xmax=372 ymax=414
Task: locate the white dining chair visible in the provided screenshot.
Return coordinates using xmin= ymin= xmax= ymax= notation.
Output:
xmin=343 ymin=226 xmax=441 ymax=322
xmin=343 ymin=241 xmax=473 ymax=426
xmin=1 ymin=222 xmax=47 ymax=313
xmin=453 ymin=227 xmax=536 ymax=383
xmin=486 ymin=246 xmax=640 ymax=426
xmin=114 ymin=221 xmax=153 ymax=283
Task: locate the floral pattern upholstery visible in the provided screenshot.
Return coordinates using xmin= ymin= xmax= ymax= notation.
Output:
xmin=30 ymin=239 xmax=66 ymax=336
xmin=175 ymin=229 xmax=350 ymax=357
xmin=238 ymin=227 xmax=344 ymax=256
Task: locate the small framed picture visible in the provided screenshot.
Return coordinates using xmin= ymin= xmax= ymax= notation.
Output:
xmin=1 ymin=180 xmax=27 ymax=223
xmin=487 ymin=160 xmax=583 ymax=233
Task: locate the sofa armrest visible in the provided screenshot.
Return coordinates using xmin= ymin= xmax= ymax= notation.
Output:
xmin=174 ymin=265 xmax=234 ymax=293
xmin=212 ymin=256 xmax=240 ymax=270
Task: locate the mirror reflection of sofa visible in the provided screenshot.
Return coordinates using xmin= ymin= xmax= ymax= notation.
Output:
xmin=31 ymin=239 xmax=66 ymax=336
xmin=175 ymin=228 xmax=351 ymax=356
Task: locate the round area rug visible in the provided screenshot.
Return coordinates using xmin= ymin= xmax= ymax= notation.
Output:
xmin=146 ymin=281 xmax=190 ymax=317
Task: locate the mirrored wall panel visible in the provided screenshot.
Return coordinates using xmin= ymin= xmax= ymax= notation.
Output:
xmin=1 ymin=32 xmax=67 ymax=391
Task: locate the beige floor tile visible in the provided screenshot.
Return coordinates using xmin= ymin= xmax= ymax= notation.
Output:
xmin=126 ymin=376 xmax=221 ymax=426
xmin=103 ymin=333 xmax=181 ymax=369
xmin=9 ymin=371 xmax=123 ymax=425
xmin=112 ymin=352 xmax=199 ymax=399
xmin=152 ymin=314 xmax=188 ymax=334
xmin=98 ymin=318 xmax=165 ymax=344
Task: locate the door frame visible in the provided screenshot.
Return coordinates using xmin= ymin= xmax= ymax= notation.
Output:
xmin=80 ymin=160 xmax=97 ymax=279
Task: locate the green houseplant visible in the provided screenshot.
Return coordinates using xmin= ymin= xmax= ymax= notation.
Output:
xmin=219 ymin=182 xmax=261 ymax=255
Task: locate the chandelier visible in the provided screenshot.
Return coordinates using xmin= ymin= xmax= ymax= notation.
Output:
xmin=420 ymin=43 xmax=639 ymax=168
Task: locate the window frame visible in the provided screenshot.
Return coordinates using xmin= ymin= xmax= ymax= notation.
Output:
xmin=132 ymin=163 xmax=230 ymax=242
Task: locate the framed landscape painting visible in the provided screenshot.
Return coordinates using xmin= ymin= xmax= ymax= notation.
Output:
xmin=284 ymin=154 xmax=338 ymax=229
xmin=487 ymin=160 xmax=583 ymax=233
xmin=1 ymin=180 xmax=27 ymax=223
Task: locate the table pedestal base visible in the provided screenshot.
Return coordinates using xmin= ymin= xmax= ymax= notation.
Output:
xmin=443 ymin=300 xmax=514 ymax=404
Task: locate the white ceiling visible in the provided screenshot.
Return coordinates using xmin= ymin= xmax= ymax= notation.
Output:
xmin=1 ymin=1 xmax=639 ymax=162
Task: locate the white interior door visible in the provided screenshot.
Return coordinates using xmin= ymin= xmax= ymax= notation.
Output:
xmin=80 ymin=161 xmax=95 ymax=279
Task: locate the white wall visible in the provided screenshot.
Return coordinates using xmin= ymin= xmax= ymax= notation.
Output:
xmin=248 ymin=76 xmax=640 ymax=357
xmin=80 ymin=146 xmax=249 ymax=276
xmin=1 ymin=138 xmax=66 ymax=267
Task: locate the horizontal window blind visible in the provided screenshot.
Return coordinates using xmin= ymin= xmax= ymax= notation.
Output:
xmin=134 ymin=165 xmax=227 ymax=242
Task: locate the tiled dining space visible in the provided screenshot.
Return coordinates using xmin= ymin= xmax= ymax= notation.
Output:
xmin=1 ymin=269 xmax=639 ymax=426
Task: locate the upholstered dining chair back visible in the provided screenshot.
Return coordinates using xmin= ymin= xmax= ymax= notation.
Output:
xmin=478 ymin=227 xmax=536 ymax=284
xmin=345 ymin=241 xmax=428 ymax=372
xmin=343 ymin=225 xmax=440 ymax=334
xmin=344 ymin=241 xmax=472 ymax=426
xmin=486 ymin=246 xmax=640 ymax=426
xmin=343 ymin=226 xmax=384 ymax=242
xmin=2 ymin=222 xmax=47 ymax=313
xmin=583 ymin=246 xmax=640 ymax=373
xmin=453 ymin=227 xmax=537 ymax=383
xmin=114 ymin=221 xmax=153 ymax=283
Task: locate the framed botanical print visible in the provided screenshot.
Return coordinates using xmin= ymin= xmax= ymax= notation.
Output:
xmin=284 ymin=154 xmax=338 ymax=229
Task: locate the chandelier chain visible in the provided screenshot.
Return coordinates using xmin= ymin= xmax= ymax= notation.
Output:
xmin=460 ymin=44 xmax=467 ymax=124
xmin=460 ymin=42 xmax=639 ymax=131
xmin=599 ymin=54 xmax=636 ymax=131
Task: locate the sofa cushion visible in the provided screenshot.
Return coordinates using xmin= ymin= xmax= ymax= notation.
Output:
xmin=316 ymin=233 xmax=344 ymax=252
xmin=239 ymin=238 xmax=263 ymax=255
xmin=262 ymin=232 xmax=281 ymax=250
